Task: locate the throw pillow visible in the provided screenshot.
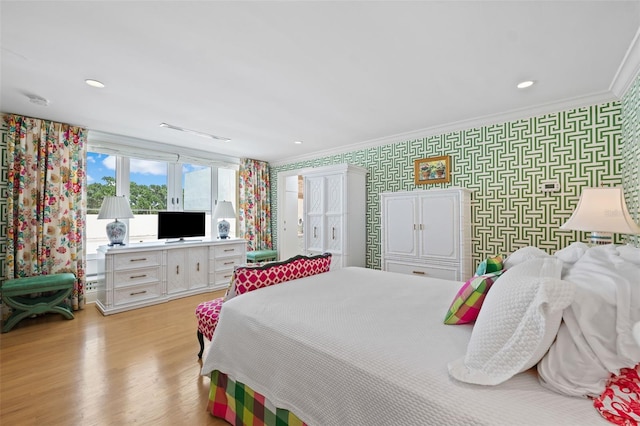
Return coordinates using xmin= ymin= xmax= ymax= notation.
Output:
xmin=475 ymin=255 xmax=504 ymax=276
xmin=443 ymin=271 xmax=504 ymax=325
xmin=448 ymin=257 xmax=575 ymax=386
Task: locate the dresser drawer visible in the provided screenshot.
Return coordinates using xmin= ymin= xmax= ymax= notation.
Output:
xmin=113 ymin=251 xmax=162 ymax=270
xmin=213 ymin=243 xmax=245 ymax=258
xmin=215 ymin=256 xmax=244 ymax=271
xmin=384 ymin=260 xmax=458 ymax=281
xmin=214 ymin=270 xmax=235 ymax=287
xmin=114 ymin=282 xmax=162 ymax=306
xmin=113 ymin=266 xmax=161 ymax=288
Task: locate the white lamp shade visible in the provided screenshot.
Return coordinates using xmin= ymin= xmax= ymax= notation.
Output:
xmin=97 ymin=196 xmax=134 ymax=220
xmin=560 ymin=187 xmax=640 ymax=234
xmin=213 ymin=201 xmax=236 ymax=220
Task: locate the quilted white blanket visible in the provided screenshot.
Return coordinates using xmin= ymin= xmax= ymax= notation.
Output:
xmin=201 ymin=267 xmax=604 ymax=425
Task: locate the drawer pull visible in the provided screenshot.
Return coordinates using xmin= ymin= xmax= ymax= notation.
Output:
xmin=130 ymin=290 xmax=147 ymax=296
xmin=176 ymin=265 xmax=180 ymax=275
xmin=197 ymin=262 xmax=200 ymax=272
xmin=224 ymin=274 xmax=232 ymax=278
xmin=224 ymin=248 xmax=235 ymax=252
xmin=332 ymin=227 xmax=335 ymax=240
xmin=224 ymin=261 xmax=234 ymax=265
xmin=130 ymin=274 xmax=147 ymax=279
xmin=412 ymin=271 xmax=426 ymax=275
xmin=313 ymin=226 xmax=317 ymax=238
xmin=130 ymin=258 xmax=147 ymax=262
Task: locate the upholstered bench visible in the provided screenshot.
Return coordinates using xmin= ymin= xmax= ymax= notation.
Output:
xmin=246 ymin=249 xmax=278 ymax=263
xmin=1 ymin=273 xmax=76 ymax=333
xmin=195 ymin=253 xmax=332 ymax=358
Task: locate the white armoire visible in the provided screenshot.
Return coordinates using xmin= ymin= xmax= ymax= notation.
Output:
xmin=380 ymin=187 xmax=472 ymax=281
xmin=304 ymin=164 xmax=367 ymax=269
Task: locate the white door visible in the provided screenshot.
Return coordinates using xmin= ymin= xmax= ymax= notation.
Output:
xmin=419 ymin=193 xmax=459 ymax=261
xmin=280 ymin=175 xmax=302 ymax=260
xmin=304 ymin=176 xmax=324 ymax=253
xmin=383 ymin=195 xmax=418 ymax=257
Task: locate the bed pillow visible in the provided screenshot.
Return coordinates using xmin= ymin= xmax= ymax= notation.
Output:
xmin=443 ymin=271 xmax=504 ymax=325
xmin=503 ymin=246 xmax=550 ymax=270
xmin=448 ymin=257 xmax=575 ymax=386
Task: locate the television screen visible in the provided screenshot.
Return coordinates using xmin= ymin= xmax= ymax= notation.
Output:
xmin=157 ymin=211 xmax=206 ymax=240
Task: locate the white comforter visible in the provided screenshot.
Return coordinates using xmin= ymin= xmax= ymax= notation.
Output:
xmin=201 ymin=267 xmax=604 ymax=425
xmin=539 ymin=244 xmax=640 ymax=396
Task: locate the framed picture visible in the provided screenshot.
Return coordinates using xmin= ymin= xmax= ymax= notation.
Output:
xmin=414 ymin=155 xmax=451 ymax=185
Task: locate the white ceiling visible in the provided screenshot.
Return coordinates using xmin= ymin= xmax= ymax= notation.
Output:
xmin=2 ymin=1 xmax=640 ymax=166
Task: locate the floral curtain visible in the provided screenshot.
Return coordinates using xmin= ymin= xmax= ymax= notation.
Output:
xmin=238 ymin=158 xmax=272 ymax=251
xmin=4 ymin=114 xmax=87 ymax=310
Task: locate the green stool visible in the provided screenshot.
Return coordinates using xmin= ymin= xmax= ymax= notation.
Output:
xmin=246 ymin=250 xmax=278 ymax=263
xmin=1 ymin=273 xmax=76 ymax=333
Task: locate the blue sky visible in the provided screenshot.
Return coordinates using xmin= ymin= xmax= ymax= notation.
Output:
xmin=87 ymin=152 xmax=167 ymax=186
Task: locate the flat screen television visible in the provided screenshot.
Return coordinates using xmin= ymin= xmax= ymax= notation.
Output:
xmin=157 ymin=211 xmax=206 ymax=241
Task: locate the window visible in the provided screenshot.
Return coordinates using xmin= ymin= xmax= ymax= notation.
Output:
xmin=127 ymin=158 xmax=168 ymax=244
xmin=85 ymin=151 xmax=237 ymax=254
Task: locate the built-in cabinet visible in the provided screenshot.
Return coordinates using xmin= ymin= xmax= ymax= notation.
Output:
xmin=96 ymin=239 xmax=246 ymax=315
xmin=381 ymin=188 xmax=472 ymax=281
xmin=303 ymin=164 xmax=367 ymax=269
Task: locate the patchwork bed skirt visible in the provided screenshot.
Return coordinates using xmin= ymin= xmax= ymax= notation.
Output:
xmin=208 ymin=370 xmax=307 ymax=426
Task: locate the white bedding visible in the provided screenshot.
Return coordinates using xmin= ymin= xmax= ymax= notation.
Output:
xmin=201 ymin=267 xmax=606 ymax=425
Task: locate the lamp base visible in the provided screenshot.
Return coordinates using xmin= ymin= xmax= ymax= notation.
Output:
xmin=106 ymin=219 xmax=127 ymax=246
xmin=589 ymin=231 xmax=612 ymax=245
xmin=217 ymin=219 xmax=230 ymax=239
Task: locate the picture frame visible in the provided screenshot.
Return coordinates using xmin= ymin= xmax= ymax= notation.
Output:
xmin=414 ymin=155 xmax=451 ymax=185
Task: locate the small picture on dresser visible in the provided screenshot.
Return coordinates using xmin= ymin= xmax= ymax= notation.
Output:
xmin=414 ymin=155 xmax=451 ymax=185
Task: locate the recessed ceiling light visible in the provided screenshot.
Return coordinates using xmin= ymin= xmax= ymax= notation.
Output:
xmin=85 ymin=79 xmax=105 ymax=88
xmin=517 ymin=80 xmax=535 ymax=89
xmin=159 ymin=122 xmax=231 ymax=142
xmin=294 ymin=140 xmax=303 ymax=145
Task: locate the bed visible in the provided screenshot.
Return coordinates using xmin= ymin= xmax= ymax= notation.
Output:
xmin=201 ymin=244 xmax=640 ymax=425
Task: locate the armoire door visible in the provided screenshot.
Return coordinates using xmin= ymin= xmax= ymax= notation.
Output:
xmin=383 ymin=195 xmax=418 ymax=257
xmin=419 ymin=193 xmax=459 ymax=261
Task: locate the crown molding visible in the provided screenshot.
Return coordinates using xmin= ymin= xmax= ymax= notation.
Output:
xmin=271 ymin=90 xmax=618 ymax=168
xmin=610 ymin=26 xmax=640 ymax=97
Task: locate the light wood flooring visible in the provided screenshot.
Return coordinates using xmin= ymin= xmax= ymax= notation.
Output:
xmin=0 ymin=291 xmax=229 ymax=425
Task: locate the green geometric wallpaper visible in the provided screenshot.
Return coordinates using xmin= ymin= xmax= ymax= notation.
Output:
xmin=271 ymin=101 xmax=630 ymax=270
xmin=621 ymin=73 xmax=640 ymax=247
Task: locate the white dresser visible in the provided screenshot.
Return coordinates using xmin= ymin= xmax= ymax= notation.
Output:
xmin=96 ymin=239 xmax=246 ymax=315
xmin=303 ymin=164 xmax=367 ymax=269
xmin=380 ymin=188 xmax=472 ymax=281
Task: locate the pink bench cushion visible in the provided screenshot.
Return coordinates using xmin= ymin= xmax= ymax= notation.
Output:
xmin=195 ymin=297 xmax=224 ymax=341
xmin=232 ymin=253 xmax=332 ymax=297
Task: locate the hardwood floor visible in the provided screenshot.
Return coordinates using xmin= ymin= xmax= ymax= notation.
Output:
xmin=0 ymin=292 xmax=229 ymax=425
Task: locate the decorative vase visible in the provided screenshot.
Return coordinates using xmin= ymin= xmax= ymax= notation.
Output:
xmin=217 ymin=219 xmax=230 ymax=239
xmin=106 ymin=219 xmax=127 ymax=245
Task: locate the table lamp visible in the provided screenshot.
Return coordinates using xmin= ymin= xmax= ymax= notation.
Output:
xmin=98 ymin=195 xmax=135 ymax=246
xmin=560 ymin=187 xmax=640 ymax=245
